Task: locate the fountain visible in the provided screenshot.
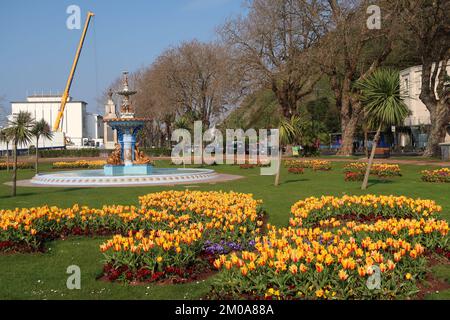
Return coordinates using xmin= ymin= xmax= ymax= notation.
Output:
xmin=103 ymin=71 xmax=153 ymax=176
xmin=29 ymin=72 xmax=231 ymax=187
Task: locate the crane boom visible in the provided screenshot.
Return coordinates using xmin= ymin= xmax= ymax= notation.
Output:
xmin=53 ymin=11 xmax=95 ymax=132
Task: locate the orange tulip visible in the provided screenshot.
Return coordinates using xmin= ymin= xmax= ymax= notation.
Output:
xmin=315 ymin=263 xmax=324 ymax=273
xmin=338 ymin=269 xmax=348 ymax=281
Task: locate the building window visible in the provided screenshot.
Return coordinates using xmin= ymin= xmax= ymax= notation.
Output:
xmin=404 ymin=78 xmax=409 ymax=94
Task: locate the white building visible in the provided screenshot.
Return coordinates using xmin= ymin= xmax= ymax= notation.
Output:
xmin=0 ymin=95 xmax=103 ymax=151
xmin=398 ymin=62 xmax=450 ymax=149
xmin=103 ymin=90 xmax=118 ymax=149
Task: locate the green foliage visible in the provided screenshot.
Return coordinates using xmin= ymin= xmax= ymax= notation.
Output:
xmin=141 ymin=147 xmax=172 ymax=157
xmin=222 ymin=89 xmax=280 ymax=130
xmin=31 ymin=119 xmax=53 ymax=142
xmin=39 ymin=149 xmax=101 ymax=158
xmin=305 ymin=97 xmax=340 ymax=134
xmin=357 ymin=68 xmax=410 ymax=128
xmin=8 ymin=111 xmax=34 ymax=146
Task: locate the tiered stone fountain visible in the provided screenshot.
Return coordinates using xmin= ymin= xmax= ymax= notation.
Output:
xmin=103 ymin=72 xmax=153 ymax=175
xmin=30 ymin=72 xmax=221 ymax=187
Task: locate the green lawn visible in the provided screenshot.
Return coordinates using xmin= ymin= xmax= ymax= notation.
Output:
xmin=0 ymin=160 xmax=449 ymax=299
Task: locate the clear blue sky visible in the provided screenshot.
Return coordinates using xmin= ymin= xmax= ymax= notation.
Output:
xmin=0 ymin=0 xmax=245 ymax=115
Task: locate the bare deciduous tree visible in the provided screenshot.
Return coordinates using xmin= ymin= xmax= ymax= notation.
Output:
xmin=220 ymin=0 xmax=326 ymax=118
xmin=316 ymin=0 xmax=401 ymax=156
xmin=138 ymin=40 xmax=242 ymax=130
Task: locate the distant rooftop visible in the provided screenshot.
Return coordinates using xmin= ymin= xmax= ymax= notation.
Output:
xmin=26 ymin=95 xmax=73 ymax=103
xmin=11 ymin=95 xmax=87 ymax=104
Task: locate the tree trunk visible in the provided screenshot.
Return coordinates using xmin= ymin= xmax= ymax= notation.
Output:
xmin=337 ymin=116 xmax=359 ymax=156
xmin=274 ymin=149 xmax=282 ymax=186
xmin=423 ymin=100 xmax=448 ymax=157
xmin=6 ymin=142 xmax=9 ymax=173
xmin=12 ymin=142 xmax=17 ymax=197
xmin=361 ymin=125 xmax=382 ymax=190
xmin=35 ymin=136 xmax=39 ymax=175
xmin=364 ymin=128 xmax=369 ymax=158
xmin=336 ymin=85 xmax=363 ymax=156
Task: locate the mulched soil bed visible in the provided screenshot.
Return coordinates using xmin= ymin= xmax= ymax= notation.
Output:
xmin=98 ymin=253 xmax=218 ymax=286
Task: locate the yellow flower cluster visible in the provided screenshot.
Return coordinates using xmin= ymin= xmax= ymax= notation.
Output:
xmin=52 ymin=160 xmax=107 ymax=169
xmin=289 ymin=194 xmax=442 ymax=226
xmin=213 ymin=194 xmax=448 ymax=299
xmin=0 ymin=162 xmax=34 ymax=170
xmin=284 ymin=159 xmax=332 ymax=171
xmin=99 ymin=191 xmax=262 ymax=256
xmin=344 ymin=162 xmax=401 ymax=177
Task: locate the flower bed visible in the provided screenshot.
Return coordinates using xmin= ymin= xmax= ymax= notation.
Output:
xmin=421 ymin=168 xmax=450 ymax=183
xmin=288 ymin=167 xmax=304 ymax=174
xmin=239 ymin=162 xmax=271 ymax=169
xmin=284 ymin=160 xmax=332 ymax=171
xmin=211 ymin=195 xmax=448 ymax=300
xmin=0 ymin=162 xmax=34 ymax=170
xmin=0 ymin=191 xmax=264 ymax=283
xmin=343 ymin=162 xmax=401 ymax=181
xmin=52 ymin=160 xmax=107 ymax=169
xmin=240 ymin=164 xmax=257 ymax=169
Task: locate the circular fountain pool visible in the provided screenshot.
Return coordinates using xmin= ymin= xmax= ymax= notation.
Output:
xmin=31 ymin=168 xmax=218 ymax=187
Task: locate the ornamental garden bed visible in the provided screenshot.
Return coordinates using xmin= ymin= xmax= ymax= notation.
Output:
xmin=0 ymin=191 xmax=265 ymax=285
xmin=239 ymin=162 xmax=271 ymax=169
xmin=210 ymin=195 xmax=449 ymax=300
xmin=285 ymin=159 xmax=332 ymax=171
xmin=343 ymin=162 xmax=401 ymax=182
xmin=52 ymin=160 xmax=107 ymax=169
xmin=1 ymin=191 xmax=448 ymax=299
xmin=0 ymin=162 xmax=34 ymax=170
xmin=421 ymin=168 xmax=450 ymax=183
xmin=288 ymin=167 xmax=304 ymax=174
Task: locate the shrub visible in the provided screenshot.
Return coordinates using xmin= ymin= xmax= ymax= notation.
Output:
xmin=39 ymin=149 xmax=100 ymax=158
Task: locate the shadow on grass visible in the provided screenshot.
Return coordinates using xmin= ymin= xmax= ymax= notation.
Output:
xmin=367 ymin=179 xmax=395 ymax=188
xmin=0 ymin=187 xmax=84 ymax=199
xmin=283 ymin=178 xmax=310 ymax=184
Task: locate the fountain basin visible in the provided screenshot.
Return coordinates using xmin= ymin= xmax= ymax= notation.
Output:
xmin=31 ymin=168 xmax=218 ymax=187
xmin=104 ymin=164 xmax=153 ymax=176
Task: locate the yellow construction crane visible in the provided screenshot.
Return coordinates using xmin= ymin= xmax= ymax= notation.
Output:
xmin=53 ymin=11 xmax=95 ymax=132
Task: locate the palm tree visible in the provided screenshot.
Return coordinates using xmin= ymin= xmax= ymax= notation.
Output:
xmin=357 ymin=69 xmax=409 ymax=190
xmin=274 ymin=115 xmax=302 ymax=186
xmin=8 ymin=111 xmax=34 ymax=196
xmin=31 ymin=119 xmax=53 ymax=174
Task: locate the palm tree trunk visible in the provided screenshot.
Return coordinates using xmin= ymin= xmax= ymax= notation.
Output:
xmin=274 ymin=149 xmax=282 ymax=186
xmin=6 ymin=142 xmax=10 ymax=173
xmin=361 ymin=125 xmax=382 ymax=190
xmin=35 ymin=136 xmax=39 ymax=174
xmin=364 ymin=128 xmax=369 ymax=158
xmin=12 ymin=141 xmax=17 ymax=197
